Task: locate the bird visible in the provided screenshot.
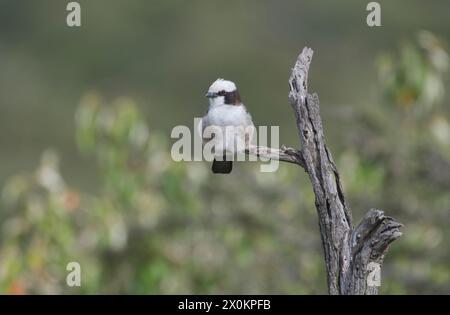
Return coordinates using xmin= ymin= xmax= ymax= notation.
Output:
xmin=199 ymin=79 xmax=254 ymax=174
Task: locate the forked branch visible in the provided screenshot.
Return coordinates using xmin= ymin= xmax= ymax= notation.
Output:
xmin=246 ymin=47 xmax=402 ymax=295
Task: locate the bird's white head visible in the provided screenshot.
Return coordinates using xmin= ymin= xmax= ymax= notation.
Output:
xmin=205 ymin=78 xmax=241 ymax=107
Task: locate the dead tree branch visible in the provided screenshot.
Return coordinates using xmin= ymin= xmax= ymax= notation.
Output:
xmin=247 ymin=47 xmax=402 ymax=294
xmin=245 ymin=145 xmax=305 ymax=168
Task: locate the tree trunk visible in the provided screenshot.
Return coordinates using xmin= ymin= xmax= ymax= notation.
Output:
xmin=247 ymin=47 xmax=402 ymax=294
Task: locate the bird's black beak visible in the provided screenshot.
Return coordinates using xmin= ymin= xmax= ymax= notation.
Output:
xmin=205 ymin=92 xmax=217 ymax=98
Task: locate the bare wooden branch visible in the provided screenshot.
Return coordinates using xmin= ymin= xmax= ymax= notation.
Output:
xmin=245 ymin=145 xmax=306 ymax=168
xmin=287 ymin=47 xmax=402 ymax=295
xmin=345 ymin=209 xmax=403 ymax=294
xmin=249 ymin=47 xmax=402 ymax=294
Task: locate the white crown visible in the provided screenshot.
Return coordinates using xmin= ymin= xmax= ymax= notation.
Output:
xmin=208 ymin=78 xmax=237 ymax=93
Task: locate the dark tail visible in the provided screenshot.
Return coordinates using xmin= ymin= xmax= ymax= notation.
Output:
xmin=212 ymin=159 xmax=233 ymax=174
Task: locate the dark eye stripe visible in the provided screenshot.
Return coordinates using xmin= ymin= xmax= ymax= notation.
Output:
xmin=224 ymin=90 xmax=241 ymax=105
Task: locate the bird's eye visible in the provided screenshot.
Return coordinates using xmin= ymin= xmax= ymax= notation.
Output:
xmin=218 ymin=90 xmax=226 ymax=96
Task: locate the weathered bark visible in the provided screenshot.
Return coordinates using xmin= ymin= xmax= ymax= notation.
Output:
xmin=247 ymin=47 xmax=402 ymax=295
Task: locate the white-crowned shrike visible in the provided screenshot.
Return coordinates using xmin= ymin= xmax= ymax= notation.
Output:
xmin=199 ymin=79 xmax=254 ymax=174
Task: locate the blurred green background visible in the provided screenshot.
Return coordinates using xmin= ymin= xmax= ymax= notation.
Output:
xmin=0 ymin=0 xmax=449 ymax=294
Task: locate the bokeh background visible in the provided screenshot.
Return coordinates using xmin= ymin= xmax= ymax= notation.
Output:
xmin=0 ymin=0 xmax=449 ymax=294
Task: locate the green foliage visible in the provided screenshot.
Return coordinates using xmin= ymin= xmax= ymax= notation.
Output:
xmin=0 ymin=94 xmax=326 ymax=294
xmin=377 ymin=31 xmax=449 ymax=113
xmin=345 ymin=31 xmax=450 ymax=294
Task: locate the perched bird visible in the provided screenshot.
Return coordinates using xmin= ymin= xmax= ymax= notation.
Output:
xmin=199 ymin=79 xmax=254 ymax=174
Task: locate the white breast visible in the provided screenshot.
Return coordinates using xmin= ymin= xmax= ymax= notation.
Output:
xmin=200 ymin=104 xmax=254 ymax=156
xmin=206 ymin=104 xmax=250 ymax=127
